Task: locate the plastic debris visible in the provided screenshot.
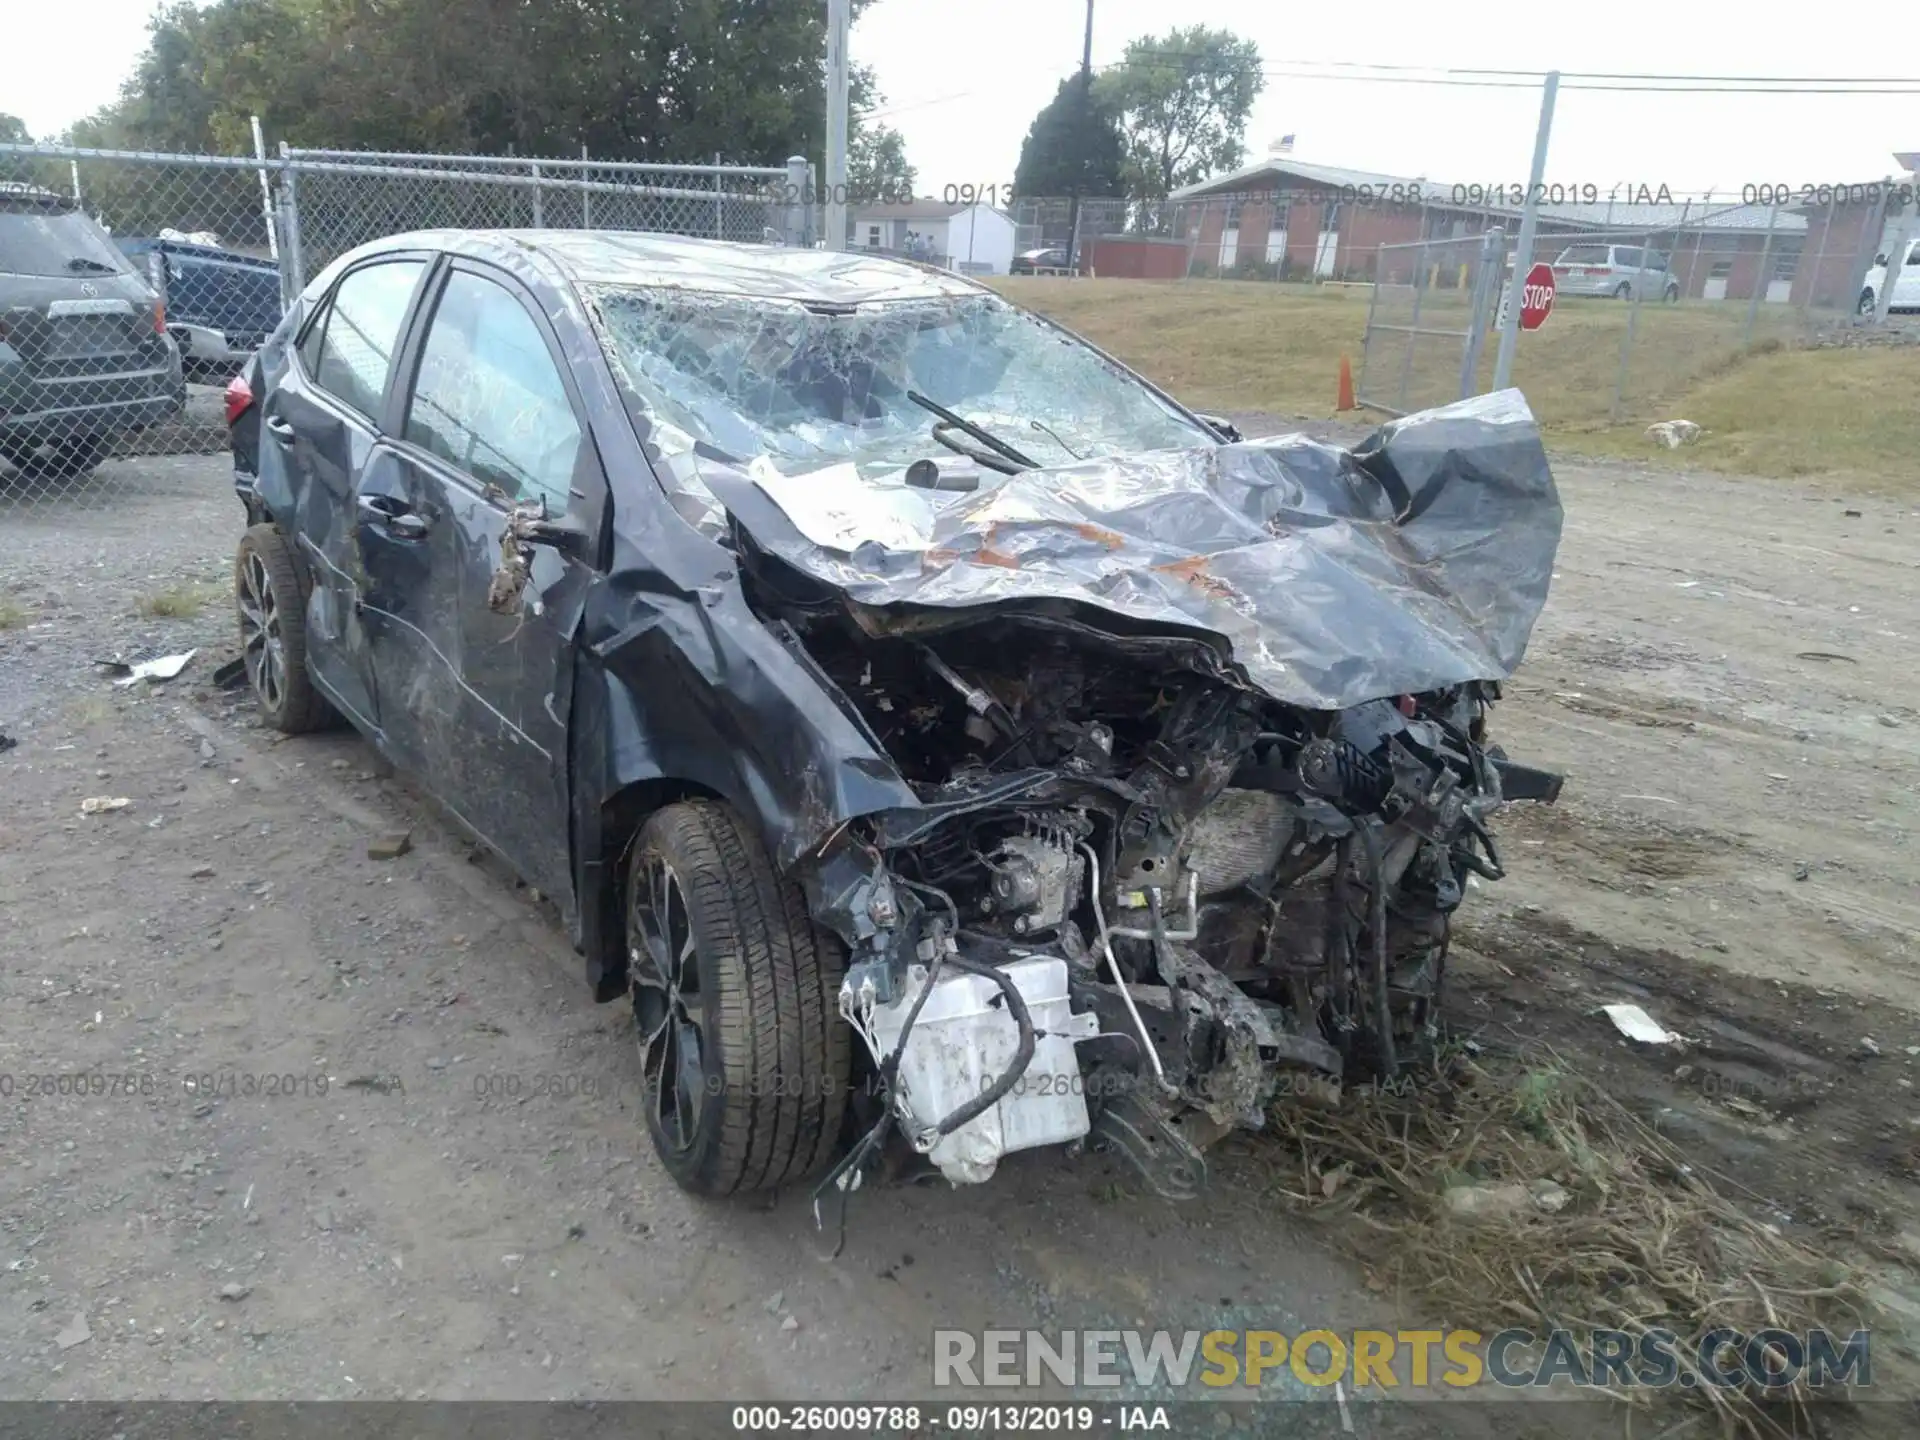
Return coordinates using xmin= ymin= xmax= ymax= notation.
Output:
xmin=1602 ymin=1003 xmax=1681 ymax=1045
xmin=1645 ymin=420 xmax=1702 ymax=448
xmin=98 ymin=649 xmax=197 ymax=686
xmin=79 ymin=797 xmax=131 ymax=815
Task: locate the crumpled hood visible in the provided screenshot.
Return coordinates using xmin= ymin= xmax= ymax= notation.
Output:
xmin=699 ymin=389 xmax=1563 ymax=711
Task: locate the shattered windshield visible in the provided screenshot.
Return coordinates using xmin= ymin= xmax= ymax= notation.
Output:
xmin=588 ymin=288 xmax=1213 ymax=476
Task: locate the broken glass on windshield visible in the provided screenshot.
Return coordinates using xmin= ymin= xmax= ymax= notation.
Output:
xmin=587 ymin=288 xmax=1213 ymax=480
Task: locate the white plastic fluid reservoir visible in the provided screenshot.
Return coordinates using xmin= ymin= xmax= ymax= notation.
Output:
xmin=865 ymin=955 xmax=1096 ymax=1185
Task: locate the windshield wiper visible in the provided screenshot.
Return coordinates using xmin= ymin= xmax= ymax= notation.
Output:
xmin=907 ymin=390 xmax=1037 ymax=471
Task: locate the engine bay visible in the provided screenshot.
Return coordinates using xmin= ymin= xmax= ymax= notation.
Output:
xmin=739 ymin=550 xmax=1564 ymax=1207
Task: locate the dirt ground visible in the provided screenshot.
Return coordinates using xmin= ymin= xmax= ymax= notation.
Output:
xmin=2 ymin=427 xmax=1917 ymax=1433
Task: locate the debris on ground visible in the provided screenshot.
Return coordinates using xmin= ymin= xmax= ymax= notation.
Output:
xmin=0 ymin=731 xmax=15 ymax=755
xmin=212 ymin=656 xmax=247 ymax=689
xmin=1263 ymin=1052 xmax=1869 ymax=1427
xmin=1601 ymin=1002 xmax=1682 ymax=1045
xmin=97 ymin=650 xmax=197 ymax=686
xmin=79 ymin=797 xmax=131 ymax=815
xmin=53 ymin=1312 xmax=91 ymax=1350
xmin=366 ymin=831 xmax=413 ymax=861
xmin=217 ymin=1282 xmax=251 ymax=1301
xmin=1645 ymin=419 xmax=1703 ymax=448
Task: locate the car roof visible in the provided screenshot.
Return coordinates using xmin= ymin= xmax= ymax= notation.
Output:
xmin=359 ymin=229 xmax=988 ymax=305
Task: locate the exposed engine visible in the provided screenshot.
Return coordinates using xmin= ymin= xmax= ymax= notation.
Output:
xmin=747 ymin=561 xmax=1562 ymax=1205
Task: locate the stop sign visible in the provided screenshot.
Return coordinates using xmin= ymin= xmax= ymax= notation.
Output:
xmin=1519 ymin=262 xmax=1555 ymax=330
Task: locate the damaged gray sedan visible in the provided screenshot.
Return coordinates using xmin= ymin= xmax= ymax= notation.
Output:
xmin=228 ymin=231 xmax=1564 ymax=1211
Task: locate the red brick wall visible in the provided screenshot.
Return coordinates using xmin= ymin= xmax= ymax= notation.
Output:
xmin=1084 ymin=237 xmax=1192 ymax=279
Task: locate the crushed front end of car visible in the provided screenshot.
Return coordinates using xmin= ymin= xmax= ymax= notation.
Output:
xmin=575 ymin=265 xmax=1564 ymax=1209
xmin=696 ymin=391 xmax=1564 ymax=1205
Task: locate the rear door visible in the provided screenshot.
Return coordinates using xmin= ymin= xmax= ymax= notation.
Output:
xmin=265 ymin=255 xmax=430 ymax=732
xmin=371 ymin=260 xmax=602 ymax=894
xmin=1896 ymin=241 xmax=1920 ymax=309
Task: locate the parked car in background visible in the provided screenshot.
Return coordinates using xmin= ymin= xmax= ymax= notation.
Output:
xmin=118 ymin=236 xmax=283 ymax=381
xmin=0 ymin=184 xmax=184 ymax=479
xmin=227 ymin=228 xmax=1562 ymax=1208
xmin=1857 ymin=239 xmax=1920 ymax=316
xmin=1009 ymin=246 xmax=1069 ymax=275
xmin=1549 ymin=243 xmax=1680 ymax=301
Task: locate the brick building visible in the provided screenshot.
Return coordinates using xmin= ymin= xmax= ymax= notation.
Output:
xmin=1083 ymin=157 xmax=1873 ymax=304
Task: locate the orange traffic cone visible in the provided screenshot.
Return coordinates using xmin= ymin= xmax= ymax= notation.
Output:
xmin=1336 ymin=355 xmax=1356 ymax=412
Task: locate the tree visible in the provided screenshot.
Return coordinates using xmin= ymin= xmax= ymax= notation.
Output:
xmin=0 ymin=114 xmax=30 ymax=144
xmin=63 ymin=0 xmax=878 ymax=171
xmin=1013 ymin=76 xmax=1123 ymax=199
xmin=1096 ymin=26 xmax=1263 ymax=199
xmin=848 ymin=121 xmax=915 ymax=202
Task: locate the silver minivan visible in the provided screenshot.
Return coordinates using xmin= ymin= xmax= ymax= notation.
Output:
xmin=1550 ymin=243 xmax=1681 ymax=301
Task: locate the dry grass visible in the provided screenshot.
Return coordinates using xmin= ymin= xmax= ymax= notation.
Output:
xmin=1252 ymin=1048 xmax=1868 ymax=1433
xmin=0 ymin=597 xmax=27 ymax=630
xmin=134 ymin=582 xmax=217 ymax=619
xmin=990 ymin=277 xmax=1909 ymax=481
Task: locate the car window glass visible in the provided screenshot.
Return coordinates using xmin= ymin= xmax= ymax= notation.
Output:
xmin=1614 ymin=247 xmax=1642 ymax=269
xmin=310 ymin=260 xmax=424 ymax=418
xmin=404 ymin=269 xmax=581 ymax=509
xmin=1558 ymin=245 xmax=1609 ymax=265
xmin=297 ymin=298 xmax=330 ymax=375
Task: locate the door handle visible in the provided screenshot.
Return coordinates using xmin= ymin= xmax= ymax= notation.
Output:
xmin=264 ymin=415 xmax=295 ymax=447
xmin=356 ymin=494 xmax=429 ymax=541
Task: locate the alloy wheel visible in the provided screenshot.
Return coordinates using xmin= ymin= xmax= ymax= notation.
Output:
xmin=237 ymin=550 xmax=286 ymax=714
xmin=629 ymin=854 xmax=708 ymax=1155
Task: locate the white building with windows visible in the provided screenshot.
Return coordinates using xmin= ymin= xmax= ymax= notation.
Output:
xmin=847 ymin=200 xmax=1017 ymax=276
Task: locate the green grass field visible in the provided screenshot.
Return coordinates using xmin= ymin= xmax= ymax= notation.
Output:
xmin=991 ymin=277 xmax=1906 ymax=481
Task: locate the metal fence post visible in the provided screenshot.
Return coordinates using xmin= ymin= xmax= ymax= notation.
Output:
xmin=250 ymin=114 xmax=279 ymax=264
xmin=1492 ymin=70 xmax=1559 ymax=390
xmin=1743 ymin=204 xmax=1780 ymax=344
xmin=529 ymin=160 xmax=544 ymax=227
xmin=783 ymin=156 xmax=809 ymax=246
xmin=1872 ymin=174 xmax=1916 ymax=326
xmin=580 ymin=145 xmax=591 ymax=228
xmin=713 ymin=153 xmax=724 ymax=238
xmin=1355 ymin=242 xmax=1384 ymax=400
xmin=277 ymin=140 xmax=306 ymax=300
xmin=1801 ymin=187 xmax=1836 ymax=321
xmin=1393 ymin=237 xmax=1430 ymax=414
xmin=1458 ymin=226 xmax=1503 ymax=398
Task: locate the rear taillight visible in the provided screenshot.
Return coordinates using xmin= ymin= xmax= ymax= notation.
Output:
xmin=1582 ymin=267 xmax=1608 ymax=276
xmin=152 ymin=298 xmax=167 ymax=334
xmin=224 ymin=373 xmax=253 ymax=427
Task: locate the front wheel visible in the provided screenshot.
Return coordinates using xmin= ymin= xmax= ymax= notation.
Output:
xmin=1663 ymin=283 xmax=1680 ymax=303
xmin=1614 ymin=282 xmax=1633 ymax=300
xmin=626 ymin=800 xmax=850 ymax=1196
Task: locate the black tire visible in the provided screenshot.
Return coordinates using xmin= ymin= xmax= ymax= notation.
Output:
xmin=234 ymin=523 xmax=332 ymax=733
xmin=1859 ymin=288 xmax=1878 ymax=317
xmin=5 ymin=434 xmax=105 ymax=479
xmin=1663 ymin=283 xmax=1680 ymax=303
xmin=1613 ymin=282 xmax=1633 ymax=300
xmin=626 ymin=799 xmax=850 ymax=1196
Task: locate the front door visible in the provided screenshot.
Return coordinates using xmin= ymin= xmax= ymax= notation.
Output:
xmin=373 ymin=261 xmax=603 ymax=898
xmin=268 ymin=256 xmax=429 ymax=732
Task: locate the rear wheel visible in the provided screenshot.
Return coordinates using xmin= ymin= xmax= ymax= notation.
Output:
xmin=1663 ymin=283 xmax=1680 ymax=303
xmin=626 ymin=799 xmax=850 ymax=1196
xmin=1859 ymin=287 xmax=1878 ymax=317
xmin=1 ymin=434 xmax=105 ymax=479
xmin=235 ymin=523 xmax=333 ymax=733
xmin=1613 ymin=282 xmax=1633 ymax=300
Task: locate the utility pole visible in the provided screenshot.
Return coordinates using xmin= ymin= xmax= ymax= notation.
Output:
xmin=1064 ymin=0 xmax=1094 ymax=271
xmin=825 ymin=0 xmax=851 ymax=252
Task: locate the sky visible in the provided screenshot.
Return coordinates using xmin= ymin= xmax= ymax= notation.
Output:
xmin=3 ymin=0 xmax=1916 ymax=198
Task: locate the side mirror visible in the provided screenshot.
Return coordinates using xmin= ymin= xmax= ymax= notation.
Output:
xmin=1195 ymin=413 xmax=1242 ymax=443
xmin=522 ymin=514 xmax=594 ymax=561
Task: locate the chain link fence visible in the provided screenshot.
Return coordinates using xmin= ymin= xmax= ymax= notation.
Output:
xmin=0 ymin=140 xmax=799 ymax=511
xmin=1355 ymin=232 xmax=1505 ymax=416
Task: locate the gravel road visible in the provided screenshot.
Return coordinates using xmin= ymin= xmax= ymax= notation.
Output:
xmin=2 ymin=435 xmax=1915 ymax=1434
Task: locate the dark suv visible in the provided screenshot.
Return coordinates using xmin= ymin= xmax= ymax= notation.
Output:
xmin=0 ymin=184 xmax=185 ymax=479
